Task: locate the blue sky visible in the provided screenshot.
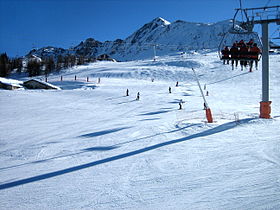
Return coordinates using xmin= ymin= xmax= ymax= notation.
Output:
xmin=0 ymin=0 xmax=279 ymax=57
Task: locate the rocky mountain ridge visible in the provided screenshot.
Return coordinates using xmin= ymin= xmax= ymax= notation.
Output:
xmin=27 ymin=17 xmax=234 ymax=61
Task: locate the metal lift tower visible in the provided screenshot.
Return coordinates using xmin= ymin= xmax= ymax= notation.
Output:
xmin=237 ymin=6 xmax=280 ymax=118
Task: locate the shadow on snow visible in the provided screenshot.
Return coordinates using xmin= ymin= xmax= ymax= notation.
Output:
xmin=0 ymin=118 xmax=255 ymax=190
xmin=138 ymin=110 xmax=171 ymax=116
xmin=83 ymin=146 xmax=118 ymax=151
xmin=139 ymin=118 xmax=161 ymax=121
xmin=0 ymin=146 xmax=119 ymax=171
xmin=79 ymin=127 xmax=131 ymax=138
xmin=207 ymin=72 xmax=250 ymax=85
xmin=0 ymin=127 xmax=130 ymax=171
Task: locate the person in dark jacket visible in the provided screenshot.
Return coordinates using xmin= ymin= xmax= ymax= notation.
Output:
xmin=239 ymin=44 xmax=249 ymax=70
xmin=230 ymin=43 xmax=239 ymax=69
xmin=246 ymin=39 xmax=254 ymax=47
xmin=237 ymin=39 xmax=245 ymax=48
xmin=249 ymin=43 xmax=261 ymax=71
xmin=136 ymin=92 xmax=140 ymax=100
xmin=221 ymin=46 xmax=230 ymax=64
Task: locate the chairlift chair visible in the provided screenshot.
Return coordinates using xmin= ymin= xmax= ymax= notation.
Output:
xmin=218 ymin=8 xmax=262 ymax=63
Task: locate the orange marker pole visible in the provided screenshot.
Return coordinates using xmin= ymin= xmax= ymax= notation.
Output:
xmin=205 ymin=108 xmax=213 ymax=123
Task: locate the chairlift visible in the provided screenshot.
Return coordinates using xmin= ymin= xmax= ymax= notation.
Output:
xmin=218 ymin=8 xmax=262 ymax=63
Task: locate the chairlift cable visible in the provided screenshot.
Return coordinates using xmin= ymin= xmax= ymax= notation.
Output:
xmin=265 ymin=0 xmax=272 ymax=8
xmin=239 ymin=0 xmax=244 ymax=22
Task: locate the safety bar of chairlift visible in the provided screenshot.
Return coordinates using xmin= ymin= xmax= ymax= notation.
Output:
xmin=220 ymin=57 xmax=261 ymax=62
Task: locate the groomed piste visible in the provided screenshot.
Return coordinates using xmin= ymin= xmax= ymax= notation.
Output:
xmin=0 ymin=51 xmax=280 ymax=209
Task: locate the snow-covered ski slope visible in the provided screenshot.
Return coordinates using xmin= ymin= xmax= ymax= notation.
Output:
xmin=0 ymin=52 xmax=280 ymax=209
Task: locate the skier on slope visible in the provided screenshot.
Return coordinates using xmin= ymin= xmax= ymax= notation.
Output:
xmin=136 ymin=92 xmax=140 ymax=100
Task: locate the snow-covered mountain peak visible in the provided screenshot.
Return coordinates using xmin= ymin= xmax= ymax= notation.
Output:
xmin=151 ymin=17 xmax=171 ymax=26
xmin=27 ymin=17 xmax=235 ymax=61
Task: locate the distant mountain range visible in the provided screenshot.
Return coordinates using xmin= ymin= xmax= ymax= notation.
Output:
xmin=27 ymin=17 xmax=235 ymax=61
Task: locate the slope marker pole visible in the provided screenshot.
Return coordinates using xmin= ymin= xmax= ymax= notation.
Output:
xmin=192 ymin=68 xmax=213 ymax=123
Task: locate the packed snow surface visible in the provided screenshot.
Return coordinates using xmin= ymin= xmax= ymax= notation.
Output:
xmin=0 ymin=52 xmax=280 ymax=209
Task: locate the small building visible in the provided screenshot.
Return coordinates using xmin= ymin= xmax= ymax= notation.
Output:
xmin=0 ymin=81 xmax=22 ymax=90
xmin=0 ymin=77 xmax=23 ymax=90
xmin=23 ymin=79 xmax=61 ymax=90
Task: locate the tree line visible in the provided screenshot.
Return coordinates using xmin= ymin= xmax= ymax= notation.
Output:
xmin=0 ymin=53 xmax=22 ymax=77
xmin=0 ymin=53 xmax=96 ymax=77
